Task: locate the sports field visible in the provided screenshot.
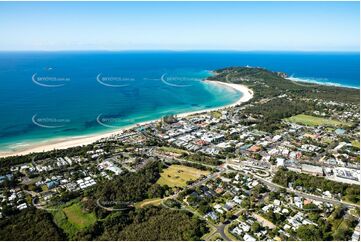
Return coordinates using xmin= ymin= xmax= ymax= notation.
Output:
xmin=285 ymin=114 xmax=350 ymax=127
xmin=157 ymin=165 xmax=209 ymax=187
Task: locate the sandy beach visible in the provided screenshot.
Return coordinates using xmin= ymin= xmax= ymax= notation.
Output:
xmin=178 ymin=80 xmax=254 ymax=117
xmin=0 ymin=81 xmax=253 ymax=158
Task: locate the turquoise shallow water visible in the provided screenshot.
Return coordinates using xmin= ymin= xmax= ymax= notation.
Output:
xmin=0 ymin=53 xmax=241 ymax=151
xmin=0 ymin=51 xmax=359 ymax=151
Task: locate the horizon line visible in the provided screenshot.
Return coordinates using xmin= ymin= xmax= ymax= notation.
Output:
xmin=0 ymin=49 xmax=359 ymax=53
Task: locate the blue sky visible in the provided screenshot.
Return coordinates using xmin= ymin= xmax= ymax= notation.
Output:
xmin=0 ymin=1 xmax=359 ymax=51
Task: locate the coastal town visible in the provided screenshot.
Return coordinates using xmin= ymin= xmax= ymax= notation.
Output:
xmin=0 ymin=67 xmax=359 ymax=241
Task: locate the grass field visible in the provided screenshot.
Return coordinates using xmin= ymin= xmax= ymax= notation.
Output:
xmin=157 ymin=165 xmax=209 ymax=187
xmin=52 ymin=201 xmax=96 ymax=238
xmin=135 ymin=198 xmax=163 ymax=208
xmin=351 ymin=140 xmax=360 ymax=148
xmin=285 ymin=114 xmax=350 ymax=127
xmin=159 ymin=146 xmax=188 ymax=155
xmin=327 ymin=209 xmax=355 ymax=240
xmin=327 ymin=208 xmax=344 ymax=231
xmin=211 ymin=111 xmax=222 ymax=119
xmin=41 ymin=185 xmax=48 ymax=192
xmin=62 ymin=203 xmax=97 ymax=230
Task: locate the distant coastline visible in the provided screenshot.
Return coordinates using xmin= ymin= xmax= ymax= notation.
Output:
xmin=0 ymin=80 xmax=253 ymax=158
xmin=287 ymin=77 xmax=360 ymax=90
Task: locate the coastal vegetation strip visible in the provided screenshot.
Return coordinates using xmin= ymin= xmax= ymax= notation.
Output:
xmin=209 ymin=66 xmax=359 ymax=132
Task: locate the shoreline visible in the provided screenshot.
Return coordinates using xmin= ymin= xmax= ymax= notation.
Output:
xmin=0 ymin=81 xmax=253 ymax=158
xmin=178 ymin=80 xmax=253 ymax=117
xmin=287 ymin=77 xmax=360 ymax=90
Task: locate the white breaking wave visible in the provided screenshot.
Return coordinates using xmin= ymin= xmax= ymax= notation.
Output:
xmin=287 ymin=76 xmax=359 ymax=89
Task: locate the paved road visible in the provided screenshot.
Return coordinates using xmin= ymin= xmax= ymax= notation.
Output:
xmin=141 ymin=126 xmax=359 ymax=209
xmin=160 ymin=166 xmax=231 ymax=241
xmin=217 ymin=223 xmax=230 ymax=241
xmin=253 ymin=173 xmax=359 ymax=209
xmin=227 ymin=162 xmax=359 ymax=209
xmin=160 ymin=157 xmax=357 ymax=239
xmin=201 ymin=221 xmax=231 ymax=241
xmin=179 ymin=168 xmax=231 ymax=241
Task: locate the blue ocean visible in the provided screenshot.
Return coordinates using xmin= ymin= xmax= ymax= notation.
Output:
xmin=0 ymin=51 xmax=359 ymax=151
